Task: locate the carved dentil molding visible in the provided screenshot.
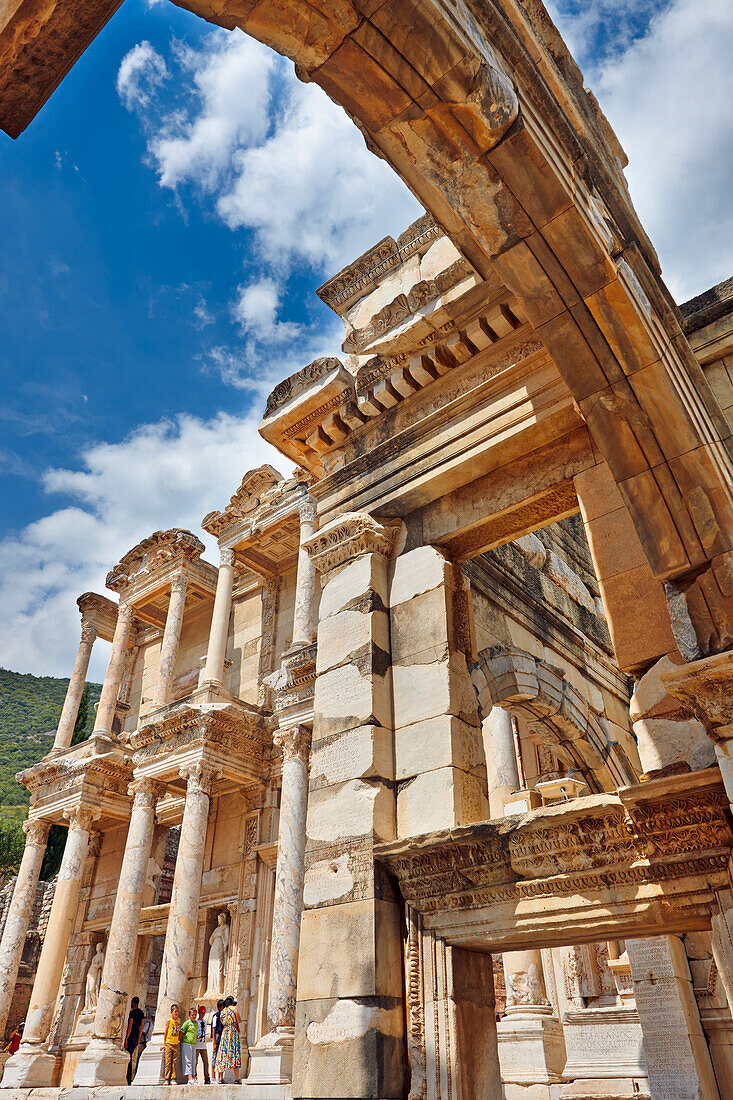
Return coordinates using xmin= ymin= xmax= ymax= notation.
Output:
xmin=23 ymin=818 xmax=50 ymax=845
xmin=180 ymin=760 xmax=222 ymax=796
xmin=273 ymin=725 xmax=311 ymax=764
xmin=304 ymin=512 xmax=403 ymax=575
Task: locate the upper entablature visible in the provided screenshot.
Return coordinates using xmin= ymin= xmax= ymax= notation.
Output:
xmin=77 ymin=591 xmax=119 ymax=643
xmin=105 ymin=528 xmax=217 ymax=624
xmin=202 ymin=466 xmax=313 ymax=579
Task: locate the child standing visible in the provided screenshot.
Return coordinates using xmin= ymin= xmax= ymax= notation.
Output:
xmin=160 ymin=1004 xmax=181 ymax=1085
xmin=180 ymin=1007 xmax=198 ymax=1083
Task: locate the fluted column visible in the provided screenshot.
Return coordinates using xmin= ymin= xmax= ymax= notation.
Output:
xmin=53 ymin=621 xmax=97 ymax=751
xmin=2 ymin=806 xmax=100 ymax=1088
xmin=74 ymin=778 xmax=163 ymax=1086
xmin=0 ymin=820 xmax=50 ymax=1040
xmin=93 ymin=603 xmax=134 ymax=736
xmin=153 ymin=573 xmax=188 ymax=709
xmin=202 ymin=548 xmax=235 ymax=687
xmin=290 ymin=499 xmax=317 ymax=650
xmin=483 ymin=705 xmax=520 ymax=818
xmin=135 ymin=760 xmax=219 ymax=1085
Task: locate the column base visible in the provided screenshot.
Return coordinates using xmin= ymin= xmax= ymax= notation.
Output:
xmin=498 ymin=1008 xmax=565 ymax=1085
xmin=246 ymin=1026 xmax=294 ymax=1085
xmin=72 ymin=1036 xmax=129 ymax=1087
xmin=133 ymin=1033 xmax=167 ymax=1085
xmin=1 ymin=1042 xmax=56 ymax=1088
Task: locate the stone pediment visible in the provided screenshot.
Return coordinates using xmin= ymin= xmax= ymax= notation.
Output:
xmin=201 ymin=464 xmax=286 ymax=538
xmin=106 ymin=528 xmax=205 ymax=593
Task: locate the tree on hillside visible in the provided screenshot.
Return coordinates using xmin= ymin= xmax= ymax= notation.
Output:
xmin=0 ymin=816 xmax=25 ymax=885
xmin=41 ymin=683 xmax=95 ymax=880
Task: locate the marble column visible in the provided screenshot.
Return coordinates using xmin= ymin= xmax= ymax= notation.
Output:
xmin=135 ymin=760 xmax=219 ymax=1085
xmin=248 ymin=724 xmax=311 ymax=1085
xmin=53 ymin=621 xmax=97 ymax=752
xmin=73 ymin=778 xmax=163 ymax=1086
xmin=290 ymin=499 xmax=317 ymax=650
xmin=0 ymin=819 xmax=50 ymax=1041
xmin=93 ymin=602 xmax=134 ymax=736
xmin=2 ymin=806 xmax=100 ymax=1088
xmin=153 ymin=573 xmax=188 ymax=709
xmin=482 ymin=705 xmax=520 ymax=818
xmin=202 ymin=548 xmax=235 ymax=687
xmin=498 ymin=949 xmax=565 ymax=1086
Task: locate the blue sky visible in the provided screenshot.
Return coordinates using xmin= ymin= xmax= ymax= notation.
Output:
xmin=0 ymin=0 xmax=731 ymax=678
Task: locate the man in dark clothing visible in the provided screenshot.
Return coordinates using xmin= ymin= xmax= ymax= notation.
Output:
xmin=124 ymin=997 xmax=145 ymax=1085
xmin=211 ymin=999 xmax=225 ymax=1071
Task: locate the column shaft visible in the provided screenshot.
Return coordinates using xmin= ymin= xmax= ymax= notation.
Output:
xmin=73 ymin=780 xmax=162 ymax=1086
xmin=153 ymin=574 xmax=188 ymax=709
xmin=202 ymin=549 xmax=235 ymax=686
xmin=268 ymin=726 xmax=311 ymax=1029
xmin=2 ymin=808 xmax=99 ymax=1088
xmin=0 ymin=820 xmax=50 ymax=1039
xmin=54 ymin=623 xmax=96 ymax=751
xmin=291 ymin=501 xmax=317 ymax=649
xmin=93 ymin=604 xmax=133 ymax=735
xmin=483 ymin=706 xmax=520 ymax=818
xmin=134 ymin=761 xmax=218 ymax=1085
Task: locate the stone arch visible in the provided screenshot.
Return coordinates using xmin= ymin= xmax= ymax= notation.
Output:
xmin=3 ymin=0 xmax=732 ymax=653
xmin=470 ymin=644 xmax=636 ymax=792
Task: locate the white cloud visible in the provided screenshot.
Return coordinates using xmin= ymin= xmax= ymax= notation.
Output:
xmin=0 ymin=413 xmax=280 ymax=679
xmin=232 ymin=278 xmax=301 ymax=343
xmin=547 ymin=0 xmax=733 ymax=300
xmin=116 ymin=40 xmax=169 ymax=112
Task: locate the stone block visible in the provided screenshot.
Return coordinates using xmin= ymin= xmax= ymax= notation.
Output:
xmin=315 ymin=607 xmax=389 ymax=675
xmin=397 ymin=765 xmax=488 ymax=835
xmin=318 ymin=555 xmax=388 ymax=621
xmin=309 ymin=725 xmax=394 ymax=789
xmin=306 ymin=779 xmax=395 ymax=846
xmin=297 ymin=898 xmax=403 ymax=1001
xmin=392 ymin=653 xmax=478 ymax=729
xmin=313 ymin=661 xmax=392 ymax=739
xmin=394 ymin=714 xmax=484 ymax=780
xmin=498 ymin=1012 xmax=565 ymax=1084
xmin=293 ymin=995 xmax=406 ymax=1099
xmin=389 ymin=544 xmax=452 ymax=607
xmin=390 ymin=585 xmax=451 ymax=663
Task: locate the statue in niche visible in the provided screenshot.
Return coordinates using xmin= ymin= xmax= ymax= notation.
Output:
xmin=83 ymin=943 xmax=105 ymax=1014
xmin=207 ymin=912 xmax=230 ymax=996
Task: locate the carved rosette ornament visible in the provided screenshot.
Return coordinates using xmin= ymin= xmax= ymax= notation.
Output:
xmin=273 ymin=725 xmax=311 ymax=764
xmin=22 ymin=818 xmax=50 ymax=846
xmin=304 ymin=512 xmax=404 ymax=575
xmin=180 ymin=760 xmax=222 ymax=796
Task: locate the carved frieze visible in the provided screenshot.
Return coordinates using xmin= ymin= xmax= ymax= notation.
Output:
xmin=106 ymin=528 xmax=205 ymax=593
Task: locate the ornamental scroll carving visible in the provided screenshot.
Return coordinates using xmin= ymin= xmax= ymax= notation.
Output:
xmin=264 ymin=358 xmax=343 ymax=418
xmin=304 ymin=512 xmax=403 ymax=575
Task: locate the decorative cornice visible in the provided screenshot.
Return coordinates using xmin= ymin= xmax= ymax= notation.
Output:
xmin=106 ymin=529 xmax=205 ymax=594
xmin=273 ymin=724 xmax=311 ymax=764
xmin=263 ymin=358 xmax=343 ymax=419
xmin=304 ymin=512 xmax=403 ymax=575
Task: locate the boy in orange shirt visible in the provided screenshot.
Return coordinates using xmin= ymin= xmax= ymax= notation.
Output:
xmin=160 ymin=1003 xmax=181 ymax=1085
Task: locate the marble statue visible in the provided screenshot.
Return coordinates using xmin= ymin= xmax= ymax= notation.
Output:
xmin=207 ymin=912 xmax=230 ymax=996
xmin=83 ymin=942 xmax=105 ymax=1014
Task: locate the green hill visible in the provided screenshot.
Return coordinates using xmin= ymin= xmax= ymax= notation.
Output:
xmin=0 ymin=669 xmax=101 ymax=881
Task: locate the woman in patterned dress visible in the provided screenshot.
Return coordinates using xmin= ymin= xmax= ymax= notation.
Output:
xmin=212 ymin=996 xmax=241 ymax=1084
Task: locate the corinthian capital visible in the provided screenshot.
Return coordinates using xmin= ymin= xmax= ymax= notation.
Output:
xmin=170 ymin=572 xmax=188 ymax=596
xmin=273 ymin=724 xmax=311 ymax=763
xmin=129 ymin=776 xmax=165 ymax=807
xmin=23 ymin=818 xmax=50 ymax=846
xmin=304 ymin=512 xmax=404 ymax=575
xmin=117 ymin=602 xmax=134 ymax=627
xmin=180 ymin=760 xmax=222 ymax=796
xmin=64 ymin=805 xmax=102 ymax=832
xmin=220 ymin=547 xmax=235 ymax=567
xmin=299 ymin=497 xmax=318 ymax=526
xmin=80 ymin=621 xmax=98 ymax=646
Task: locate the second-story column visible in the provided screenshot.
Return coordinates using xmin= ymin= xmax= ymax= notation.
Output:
xmin=93 ymin=603 xmax=134 ymax=736
xmin=135 ymin=760 xmax=219 ymax=1085
xmin=53 ymin=621 xmax=97 ymax=752
xmin=483 ymin=706 xmax=520 ymax=818
xmin=202 ymin=548 xmax=235 ymax=688
xmin=153 ymin=573 xmax=188 ymax=709
xmin=0 ymin=819 xmax=51 ymax=1041
xmin=248 ymin=724 xmax=311 ymax=1084
xmin=74 ymin=777 xmax=164 ymax=1086
xmin=2 ymin=806 xmax=100 ymax=1088
xmin=290 ymin=498 xmax=317 ymax=650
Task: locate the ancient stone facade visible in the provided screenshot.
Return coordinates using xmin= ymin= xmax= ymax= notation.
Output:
xmin=3 ymin=1 xmax=733 ymax=1098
